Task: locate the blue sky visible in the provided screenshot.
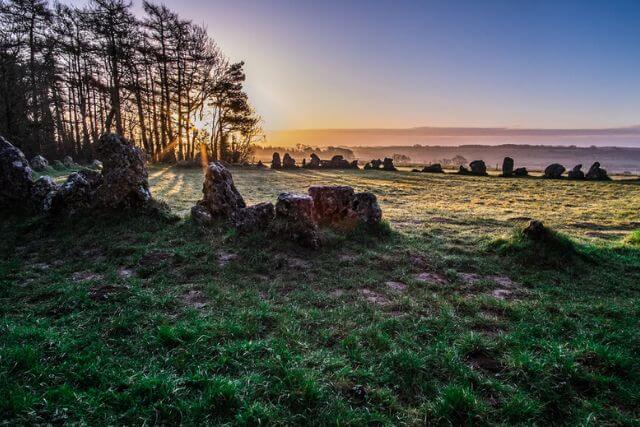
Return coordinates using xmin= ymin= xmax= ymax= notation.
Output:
xmin=84 ymin=0 xmax=640 ymax=130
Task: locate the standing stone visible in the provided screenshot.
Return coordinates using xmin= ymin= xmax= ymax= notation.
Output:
xmin=469 ymin=160 xmax=488 ymax=176
xmin=364 ymin=162 xmax=372 ymax=170
xmin=585 ymin=162 xmax=610 ymax=181
xmin=30 ymin=155 xmax=49 ymax=172
xmin=274 ymin=193 xmax=320 ymax=248
xmin=567 ymin=164 xmax=585 ymax=179
xmin=350 ymin=160 xmax=359 ymax=169
xmin=309 ymin=153 xmax=321 ymax=168
xmin=193 ymin=161 xmax=246 ymax=219
xmin=308 ymin=185 xmax=356 ymax=225
xmin=382 ymin=157 xmax=397 ymax=171
xmin=501 ymin=157 xmax=514 ymax=176
xmin=282 ymin=153 xmax=296 ymax=169
xmin=544 ymin=163 xmax=565 ymax=179
xmin=271 ymin=152 xmax=281 ymax=169
xmin=95 ymin=133 xmax=152 ymax=209
xmin=0 ymin=136 xmax=33 ymax=209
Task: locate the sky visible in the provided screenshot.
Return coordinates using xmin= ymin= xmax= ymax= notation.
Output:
xmin=76 ymin=0 xmax=640 ymax=132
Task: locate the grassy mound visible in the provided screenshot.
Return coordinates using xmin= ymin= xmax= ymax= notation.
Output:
xmin=490 ymin=221 xmax=579 ymax=267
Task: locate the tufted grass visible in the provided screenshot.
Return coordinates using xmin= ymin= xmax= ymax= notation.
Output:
xmin=1 ymin=166 xmax=639 ymax=424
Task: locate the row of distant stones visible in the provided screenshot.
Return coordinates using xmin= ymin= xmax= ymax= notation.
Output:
xmin=191 ymin=162 xmax=383 ymax=248
xmin=269 ymin=152 xmax=611 ymax=180
xmin=412 ymin=157 xmax=610 ymax=180
xmin=0 ymin=134 xmax=166 ymax=217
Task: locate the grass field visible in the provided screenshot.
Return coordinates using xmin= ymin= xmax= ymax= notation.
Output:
xmin=2 ymin=166 xmax=640 ymax=425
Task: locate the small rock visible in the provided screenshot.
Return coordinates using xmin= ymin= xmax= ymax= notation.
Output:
xmin=72 ymin=271 xmax=104 ymax=282
xmin=358 ymin=288 xmax=390 ymax=306
xmin=230 ymin=202 xmax=275 ymax=233
xmin=218 ymin=251 xmax=240 ymax=266
xmin=117 ymin=267 xmax=134 ymax=279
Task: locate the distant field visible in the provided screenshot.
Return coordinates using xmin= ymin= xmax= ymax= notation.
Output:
xmin=3 ymin=165 xmax=639 ymax=424
xmin=150 ymin=166 xmax=640 ymax=243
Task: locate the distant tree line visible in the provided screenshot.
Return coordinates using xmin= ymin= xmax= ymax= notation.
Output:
xmin=0 ymin=0 xmax=261 ymax=163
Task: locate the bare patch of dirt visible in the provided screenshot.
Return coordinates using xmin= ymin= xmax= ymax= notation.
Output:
xmin=466 ymin=349 xmax=503 ymax=374
xmin=338 ymin=253 xmax=358 ymax=262
xmin=458 ymin=273 xmax=482 ymax=284
xmin=415 ymin=272 xmax=448 ymax=285
xmin=491 ymin=289 xmax=513 ymax=300
xmin=117 ymin=267 xmax=135 ymax=279
xmin=218 ymin=251 xmax=240 ymax=267
xmin=330 ymin=289 xmax=345 ymax=297
xmin=471 ymin=321 xmax=503 ymax=337
xmin=432 ymin=216 xmax=456 ymax=224
xmin=358 ymin=288 xmax=391 ymax=306
xmin=386 ymin=281 xmax=407 ymax=292
xmin=286 ymin=257 xmax=312 ymax=270
xmin=182 ymin=289 xmax=208 ymax=309
xmin=89 ymin=284 xmax=126 ymax=301
xmin=139 ymin=251 xmax=173 ymax=267
xmin=72 ymin=271 xmax=104 ymax=282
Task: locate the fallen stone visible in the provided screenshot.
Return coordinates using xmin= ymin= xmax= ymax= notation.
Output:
xmin=544 ymin=163 xmax=565 ymax=179
xmin=30 ymin=176 xmax=59 ymax=213
xmin=308 ymin=185 xmax=382 ymax=227
xmin=513 ymin=167 xmax=528 ymax=177
xmin=48 ymin=169 xmax=103 ymax=216
xmin=30 ymin=155 xmax=49 ymax=171
xmin=422 ymin=163 xmax=444 ymax=173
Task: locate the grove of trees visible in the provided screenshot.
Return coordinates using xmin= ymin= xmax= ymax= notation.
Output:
xmin=0 ymin=0 xmax=261 ymax=163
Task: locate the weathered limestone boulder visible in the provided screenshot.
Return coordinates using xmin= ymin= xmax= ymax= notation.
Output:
xmin=309 ymin=185 xmax=356 ymax=225
xmin=585 ymin=162 xmax=610 ymax=181
xmin=62 ymin=155 xmax=75 ymax=168
xmin=513 ymin=167 xmax=528 ymax=177
xmin=91 ymin=159 xmax=103 ymax=170
xmin=190 ymin=204 xmax=214 ymax=226
xmin=282 ymin=153 xmax=296 ymax=169
xmin=95 ymin=133 xmax=152 ymax=209
xmin=501 ymin=157 xmax=514 ymax=176
xmin=469 ymin=160 xmax=488 ymax=176
xmin=351 ymin=192 xmax=382 ymax=226
xmin=30 ymin=176 xmax=59 ymax=213
xmin=273 ymin=193 xmax=320 ymax=248
xmin=30 ymin=155 xmax=49 ymax=172
xmin=422 ymin=163 xmax=443 ymax=173
xmin=271 ymin=152 xmax=281 ymax=169
xmin=193 ymin=161 xmax=246 ymax=219
xmin=0 ymin=136 xmax=33 ymax=208
xmin=48 ymin=169 xmax=103 ymax=216
xmin=231 ymin=202 xmax=275 ymax=233
xmin=309 ymin=153 xmax=321 ymax=168
xmin=567 ymin=164 xmax=585 ymax=180
xmin=382 ymin=157 xmax=397 ymax=171
xmin=544 ymin=163 xmax=565 ymax=179
xmin=308 ymin=185 xmax=382 ymax=228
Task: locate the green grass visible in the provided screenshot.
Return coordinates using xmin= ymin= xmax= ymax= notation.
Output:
xmin=1 ymin=166 xmax=639 ymax=424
